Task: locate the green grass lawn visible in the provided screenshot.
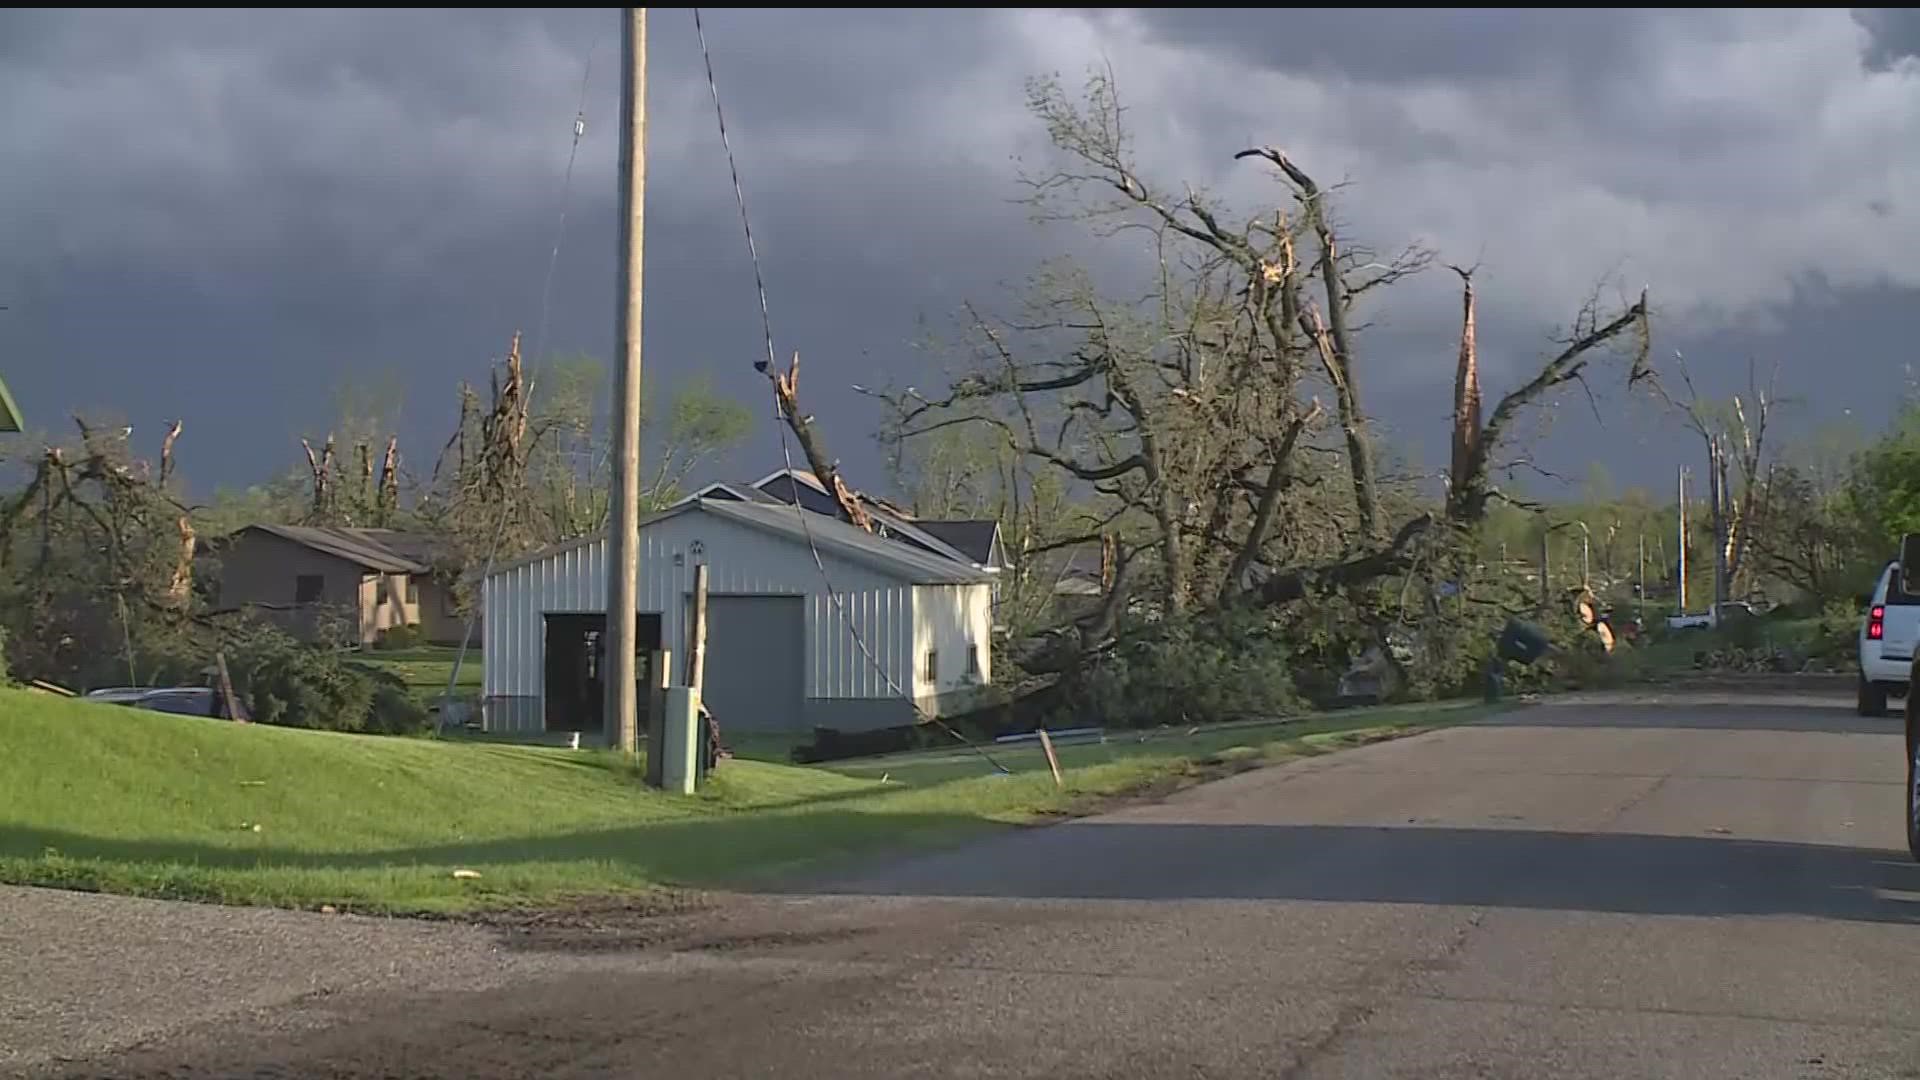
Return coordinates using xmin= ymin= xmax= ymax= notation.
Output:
xmin=352 ymin=645 xmax=483 ymax=705
xmin=0 ymin=689 xmax=1492 ymax=914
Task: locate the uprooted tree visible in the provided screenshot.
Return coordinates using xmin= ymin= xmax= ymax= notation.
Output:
xmin=853 ymin=70 xmax=1652 ymax=692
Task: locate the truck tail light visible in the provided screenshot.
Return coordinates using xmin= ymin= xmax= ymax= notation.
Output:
xmin=1870 ymin=605 xmax=1886 ymax=641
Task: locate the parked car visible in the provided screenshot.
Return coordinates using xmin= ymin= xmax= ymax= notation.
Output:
xmin=1859 ymin=559 xmax=1920 ymax=717
xmin=133 ymin=687 xmax=218 ymax=717
xmin=85 ymin=685 xmax=221 ymax=718
xmin=1665 ymin=601 xmax=1758 ymax=632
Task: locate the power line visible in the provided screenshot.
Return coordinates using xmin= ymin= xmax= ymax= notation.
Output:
xmin=690 ymin=8 xmax=1011 ymax=775
xmin=442 ymin=34 xmax=601 ymax=712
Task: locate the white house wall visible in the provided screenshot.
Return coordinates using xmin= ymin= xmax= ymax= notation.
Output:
xmin=482 ymin=509 xmax=918 ymax=732
xmin=911 ymin=583 xmax=995 ymax=702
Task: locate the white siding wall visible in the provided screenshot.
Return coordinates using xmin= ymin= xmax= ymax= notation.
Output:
xmin=483 ymin=509 xmax=920 ymax=728
xmin=911 ymin=583 xmax=994 ymax=698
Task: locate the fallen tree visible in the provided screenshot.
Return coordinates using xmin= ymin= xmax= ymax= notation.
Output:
xmin=862 ymin=71 xmax=1653 ymax=681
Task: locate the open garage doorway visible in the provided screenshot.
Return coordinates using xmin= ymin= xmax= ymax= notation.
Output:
xmin=543 ymin=612 xmax=662 ymax=735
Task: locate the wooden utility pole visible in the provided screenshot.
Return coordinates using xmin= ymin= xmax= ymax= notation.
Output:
xmin=606 ymin=7 xmax=647 ymax=756
xmin=1637 ymin=533 xmax=1645 ymax=622
xmin=1538 ymin=527 xmax=1551 ymax=612
xmin=1676 ymin=465 xmax=1688 ymax=615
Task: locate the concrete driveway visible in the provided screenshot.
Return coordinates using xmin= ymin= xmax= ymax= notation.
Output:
xmin=12 ymin=692 xmax=1920 ymax=1079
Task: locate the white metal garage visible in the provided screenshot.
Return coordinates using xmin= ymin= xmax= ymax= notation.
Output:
xmin=479 ymin=497 xmax=995 ymax=738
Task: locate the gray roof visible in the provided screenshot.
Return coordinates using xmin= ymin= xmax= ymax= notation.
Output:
xmin=703 ymin=498 xmax=991 ymax=584
xmin=863 ymin=507 xmax=982 ymax=567
xmin=686 ymin=472 xmax=983 ymax=570
xmin=673 ymin=481 xmax=788 ymax=508
xmin=491 ymin=498 xmax=992 ymax=585
xmin=359 ymin=529 xmax=449 ymax=566
xmin=237 ymin=524 xmax=430 ymax=574
xmin=913 ymin=520 xmax=1000 ymax=565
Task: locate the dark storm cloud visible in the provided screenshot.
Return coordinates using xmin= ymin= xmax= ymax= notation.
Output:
xmin=1855 ymin=8 xmax=1920 ymax=68
xmin=2 ymin=8 xmax=1918 ymax=504
xmin=0 ymin=8 xmax=1062 ymax=494
xmin=1126 ymin=8 xmax=1653 ymax=83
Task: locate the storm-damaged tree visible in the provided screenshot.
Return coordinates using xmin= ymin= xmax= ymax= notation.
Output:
xmin=1648 ymin=352 xmax=1778 ymax=607
xmin=872 ymin=72 xmax=1425 ymax=630
xmin=295 ymin=432 xmax=403 ymax=529
xmin=415 ymin=335 xmax=752 ymax=615
xmin=0 ymin=418 xmax=203 ymax=688
xmin=290 ymin=372 xmax=411 ymax=529
xmin=859 ymin=68 xmax=1651 ymax=691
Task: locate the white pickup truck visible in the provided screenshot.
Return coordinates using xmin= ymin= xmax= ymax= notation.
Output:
xmin=1859 ymin=558 xmax=1920 ymax=717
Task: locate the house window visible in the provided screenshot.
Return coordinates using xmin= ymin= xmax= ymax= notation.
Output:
xmin=923 ymin=649 xmax=939 ymax=683
xmin=965 ymin=644 xmax=980 ymax=678
xmin=405 ymin=577 xmax=419 ymax=606
xmin=294 ymin=574 xmax=324 ymax=604
xmin=376 ymin=577 xmax=392 ymax=605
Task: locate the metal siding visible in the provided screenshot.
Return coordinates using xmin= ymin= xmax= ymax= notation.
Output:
xmin=912 ymin=583 xmax=995 ymax=697
xmin=482 ymin=509 xmax=923 ymax=731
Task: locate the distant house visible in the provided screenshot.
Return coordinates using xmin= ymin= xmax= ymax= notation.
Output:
xmin=209 ymin=525 xmax=474 ymax=647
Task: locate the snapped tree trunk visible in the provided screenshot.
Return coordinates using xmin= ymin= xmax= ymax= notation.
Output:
xmin=1447 ymin=266 xmax=1482 ymax=511
xmin=765 ymin=351 xmax=874 ymax=533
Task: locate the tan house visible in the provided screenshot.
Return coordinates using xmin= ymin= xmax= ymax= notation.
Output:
xmin=210 ymin=525 xmax=474 ymax=646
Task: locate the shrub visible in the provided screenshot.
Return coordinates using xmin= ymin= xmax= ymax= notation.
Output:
xmin=374 ymin=623 xmax=427 ymax=651
xmin=1808 ymin=597 xmax=1863 ymax=668
xmin=358 ymin=666 xmax=434 ymax=736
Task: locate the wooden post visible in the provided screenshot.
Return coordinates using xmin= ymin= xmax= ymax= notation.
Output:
xmin=1037 ymin=727 xmax=1063 ymax=789
xmin=215 ymin=651 xmax=248 ymax=722
xmin=685 ymin=563 xmax=709 ymax=695
xmin=684 ymin=562 xmax=721 ymax=782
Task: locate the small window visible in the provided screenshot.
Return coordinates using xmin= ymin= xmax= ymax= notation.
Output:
xmin=405 ymin=577 xmax=419 ymax=606
xmin=376 ymin=577 xmax=392 ymax=605
xmin=1889 ymin=563 xmax=1920 ymax=607
xmin=965 ymin=644 xmax=980 ymax=678
xmin=294 ymin=574 xmax=323 ymax=604
xmin=923 ymin=649 xmax=939 ymax=683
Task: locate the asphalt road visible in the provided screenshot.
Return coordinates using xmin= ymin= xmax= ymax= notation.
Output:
xmin=13 ymin=693 xmax=1920 ymax=1079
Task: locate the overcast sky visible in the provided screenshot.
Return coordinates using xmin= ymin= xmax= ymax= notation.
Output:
xmin=4 ymin=8 xmax=1919 ymax=503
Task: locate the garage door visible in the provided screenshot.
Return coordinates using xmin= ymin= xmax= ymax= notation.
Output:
xmin=701 ymin=595 xmax=806 ymax=733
